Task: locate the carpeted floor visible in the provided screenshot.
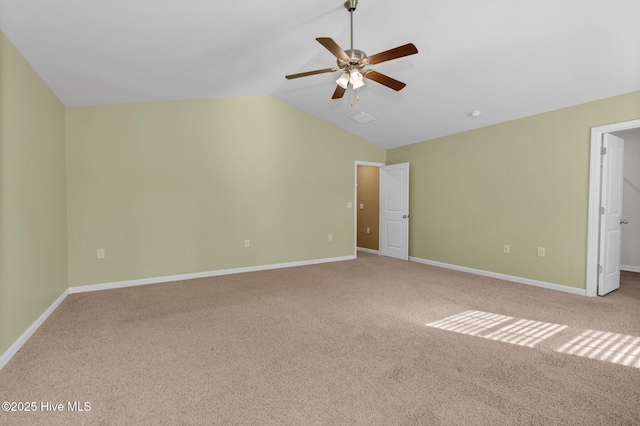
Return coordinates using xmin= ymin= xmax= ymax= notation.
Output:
xmin=1 ymin=253 xmax=639 ymax=425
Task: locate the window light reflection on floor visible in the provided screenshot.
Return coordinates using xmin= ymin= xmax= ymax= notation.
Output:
xmin=483 ymin=319 xmax=567 ymax=348
xmin=426 ymin=311 xmax=640 ymax=369
xmin=556 ymin=329 xmax=640 ymax=368
xmin=425 ymin=310 xmax=514 ymax=336
xmin=425 ymin=310 xmax=566 ymax=348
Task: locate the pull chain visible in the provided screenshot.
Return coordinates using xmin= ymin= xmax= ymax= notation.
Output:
xmin=349 ymin=87 xmax=360 ymax=106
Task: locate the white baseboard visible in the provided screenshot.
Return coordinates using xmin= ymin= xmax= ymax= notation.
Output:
xmin=357 ymin=247 xmax=379 ymax=255
xmin=409 ymin=257 xmax=587 ymax=296
xmin=0 ymin=289 xmax=69 ymax=371
xmin=621 ymin=265 xmax=640 ymax=273
xmin=69 ymin=255 xmax=356 ymax=294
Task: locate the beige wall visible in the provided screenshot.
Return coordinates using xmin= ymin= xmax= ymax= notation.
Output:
xmin=65 ymin=97 xmax=386 ymax=287
xmin=357 ymin=166 xmax=379 ymax=250
xmin=0 ymin=31 xmax=68 ymax=354
xmin=388 ymin=91 xmax=640 ymax=289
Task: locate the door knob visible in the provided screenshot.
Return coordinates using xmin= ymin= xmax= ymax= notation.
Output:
xmin=620 ymin=219 xmax=629 ymax=225
xmin=403 ymin=215 xmax=409 ymax=219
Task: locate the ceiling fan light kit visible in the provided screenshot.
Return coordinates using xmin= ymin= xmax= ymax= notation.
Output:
xmin=336 ymin=72 xmax=350 ymax=89
xmin=349 ymin=69 xmax=365 ymax=88
xmin=285 ymin=0 xmax=418 ymax=104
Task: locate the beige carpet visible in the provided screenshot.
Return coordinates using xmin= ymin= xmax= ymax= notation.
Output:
xmin=1 ymin=253 xmax=639 ymax=425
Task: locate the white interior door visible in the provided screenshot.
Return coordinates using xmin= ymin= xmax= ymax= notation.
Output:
xmin=599 ymin=133 xmax=625 ymax=295
xmin=380 ymin=163 xmax=409 ymax=260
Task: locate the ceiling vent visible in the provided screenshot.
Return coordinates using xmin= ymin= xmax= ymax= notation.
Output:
xmin=349 ymin=111 xmax=376 ymax=124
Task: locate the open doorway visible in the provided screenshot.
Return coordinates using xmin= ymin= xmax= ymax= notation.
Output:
xmin=353 ymin=161 xmax=385 ymax=256
xmin=586 ymin=119 xmax=640 ymax=296
xmin=356 ymin=165 xmax=380 ymax=254
xmin=354 ymin=161 xmax=410 ymax=260
xmin=613 ymin=128 xmax=640 ymax=275
xmin=615 ymin=128 xmax=640 ymax=297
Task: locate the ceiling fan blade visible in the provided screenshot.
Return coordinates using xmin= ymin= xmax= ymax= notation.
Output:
xmin=332 ymin=85 xmax=346 ymax=99
xmin=316 ymin=37 xmax=350 ymax=62
xmin=286 ymin=67 xmax=338 ymax=79
xmin=363 ymin=70 xmax=407 ymax=91
xmin=364 ymin=43 xmax=418 ymax=65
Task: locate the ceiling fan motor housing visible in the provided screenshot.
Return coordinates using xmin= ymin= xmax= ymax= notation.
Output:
xmin=338 ymin=49 xmax=367 ymax=70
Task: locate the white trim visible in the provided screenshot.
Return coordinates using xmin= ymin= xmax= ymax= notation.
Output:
xmin=587 ymin=119 xmax=640 ymax=297
xmin=409 ymin=257 xmax=587 ymax=296
xmin=357 ymin=247 xmax=379 ymax=255
xmin=354 ymin=161 xmax=385 ymax=257
xmin=69 ymin=255 xmax=355 ymax=294
xmin=621 ymin=265 xmax=640 ymax=273
xmin=0 ymin=289 xmax=69 ymax=371
xmin=355 ymin=161 xmax=386 ymax=167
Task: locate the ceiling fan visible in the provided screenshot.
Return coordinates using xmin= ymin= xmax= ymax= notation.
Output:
xmin=285 ymin=0 xmax=418 ymax=103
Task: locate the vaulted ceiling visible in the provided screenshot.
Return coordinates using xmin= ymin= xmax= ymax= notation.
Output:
xmin=1 ymin=0 xmax=639 ymax=149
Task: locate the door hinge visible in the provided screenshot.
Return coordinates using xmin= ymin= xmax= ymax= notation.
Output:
xmin=600 ymin=207 xmax=605 ymax=215
xmin=598 ymin=265 xmax=603 ymax=273
xmin=601 ymin=147 xmax=607 ymax=155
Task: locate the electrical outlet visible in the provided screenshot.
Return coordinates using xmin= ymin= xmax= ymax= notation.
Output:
xmin=245 ymin=240 xmax=250 ymax=248
xmin=328 ymin=234 xmax=333 ymax=242
xmin=347 ymin=202 xmax=353 ymax=209
xmin=537 ymin=247 xmax=545 ymax=258
xmin=97 ymin=249 xmax=105 ymax=259
xmin=503 ymin=244 xmax=510 ymax=254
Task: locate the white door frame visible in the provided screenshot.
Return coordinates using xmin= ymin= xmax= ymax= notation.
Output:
xmin=354 ymin=161 xmax=385 ymax=256
xmin=586 ymin=119 xmax=640 ymax=296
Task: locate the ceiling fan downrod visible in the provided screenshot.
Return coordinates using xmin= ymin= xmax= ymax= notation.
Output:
xmin=344 ymin=0 xmax=358 ymax=51
xmin=342 ymin=0 xmax=363 ymax=106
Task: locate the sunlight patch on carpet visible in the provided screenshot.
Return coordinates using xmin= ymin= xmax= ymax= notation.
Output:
xmin=482 ymin=319 xmax=568 ymax=347
xmin=556 ymin=330 xmax=640 ymax=368
xmin=425 ymin=310 xmax=513 ymax=336
xmin=427 ymin=311 xmax=640 ymax=369
xmin=425 ymin=310 xmax=567 ymax=348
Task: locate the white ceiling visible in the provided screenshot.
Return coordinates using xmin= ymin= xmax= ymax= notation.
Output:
xmin=1 ymin=0 xmax=639 ymax=149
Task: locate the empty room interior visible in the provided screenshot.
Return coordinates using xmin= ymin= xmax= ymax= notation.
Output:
xmin=1 ymin=0 xmax=639 ymax=424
